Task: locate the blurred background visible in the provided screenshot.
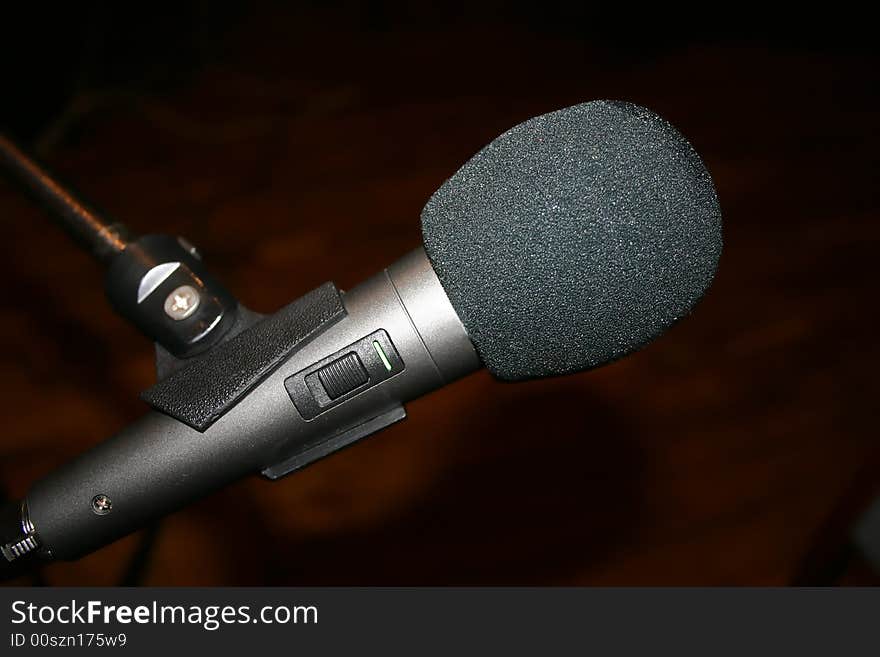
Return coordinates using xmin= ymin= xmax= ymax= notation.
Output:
xmin=0 ymin=2 xmax=878 ymax=585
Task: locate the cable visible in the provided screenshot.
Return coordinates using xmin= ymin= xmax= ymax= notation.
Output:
xmin=118 ymin=523 xmax=161 ymax=586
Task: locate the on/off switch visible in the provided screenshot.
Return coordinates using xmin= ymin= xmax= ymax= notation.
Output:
xmin=317 ymin=352 xmax=369 ymax=400
xmin=285 ymin=329 xmax=403 ymax=419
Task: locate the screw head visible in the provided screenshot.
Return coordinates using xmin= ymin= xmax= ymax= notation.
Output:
xmin=91 ymin=494 xmax=113 ymax=515
xmin=164 ymin=285 xmax=201 ymax=320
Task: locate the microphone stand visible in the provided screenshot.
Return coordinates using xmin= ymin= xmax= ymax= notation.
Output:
xmin=0 ymin=135 xmax=247 ymax=361
xmin=0 ymin=135 xmax=254 ymax=581
xmin=0 ymin=124 xmax=477 ymax=581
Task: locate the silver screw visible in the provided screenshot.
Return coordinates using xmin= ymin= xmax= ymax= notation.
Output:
xmin=91 ymin=494 xmax=113 ymax=515
xmin=164 ymin=285 xmax=200 ymax=320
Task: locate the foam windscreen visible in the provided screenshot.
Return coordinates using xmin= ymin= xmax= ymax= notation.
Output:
xmin=421 ymin=101 xmax=722 ymax=380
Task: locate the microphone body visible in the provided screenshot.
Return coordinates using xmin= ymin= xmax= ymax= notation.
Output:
xmin=5 ymin=249 xmax=479 ymax=565
xmin=2 ymin=100 xmax=723 ymax=576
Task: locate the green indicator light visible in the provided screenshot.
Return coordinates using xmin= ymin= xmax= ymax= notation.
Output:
xmin=373 ymin=340 xmax=393 ymax=372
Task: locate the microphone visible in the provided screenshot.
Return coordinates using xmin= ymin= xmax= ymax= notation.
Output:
xmin=1 ymin=100 xmax=721 ymax=577
xmin=422 ymin=100 xmax=722 ymax=380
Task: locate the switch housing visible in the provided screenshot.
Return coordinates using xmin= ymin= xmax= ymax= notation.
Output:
xmin=285 ymin=329 xmax=404 ymax=420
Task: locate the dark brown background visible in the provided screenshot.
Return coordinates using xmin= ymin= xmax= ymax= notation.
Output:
xmin=1 ymin=3 xmax=878 ymax=585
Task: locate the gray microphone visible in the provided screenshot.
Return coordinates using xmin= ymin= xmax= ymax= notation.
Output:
xmin=1 ymin=100 xmax=721 ymax=575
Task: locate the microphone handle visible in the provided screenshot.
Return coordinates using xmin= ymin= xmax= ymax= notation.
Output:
xmin=2 ymin=249 xmax=479 ymax=572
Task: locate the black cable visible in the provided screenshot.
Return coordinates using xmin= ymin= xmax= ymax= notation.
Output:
xmin=118 ymin=523 xmax=161 ymax=586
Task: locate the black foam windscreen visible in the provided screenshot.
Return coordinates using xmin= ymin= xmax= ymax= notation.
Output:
xmin=421 ymin=100 xmax=722 ymax=381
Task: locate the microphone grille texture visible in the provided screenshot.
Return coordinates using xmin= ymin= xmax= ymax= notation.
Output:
xmin=421 ymin=101 xmax=723 ymax=380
